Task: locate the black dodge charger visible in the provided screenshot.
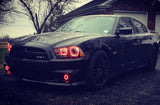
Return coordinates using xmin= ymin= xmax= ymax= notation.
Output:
xmin=4 ymin=15 xmax=159 ymax=90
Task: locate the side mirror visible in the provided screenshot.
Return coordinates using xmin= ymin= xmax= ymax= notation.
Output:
xmin=119 ymin=27 xmax=133 ymax=35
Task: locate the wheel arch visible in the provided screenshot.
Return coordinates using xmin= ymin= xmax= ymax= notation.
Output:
xmin=89 ymin=45 xmax=112 ymax=65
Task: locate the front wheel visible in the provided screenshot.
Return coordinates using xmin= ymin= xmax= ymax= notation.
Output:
xmin=86 ymin=50 xmax=110 ymax=90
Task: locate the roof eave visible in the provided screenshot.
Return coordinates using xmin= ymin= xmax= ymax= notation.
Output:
xmin=58 ymin=5 xmax=111 ymax=22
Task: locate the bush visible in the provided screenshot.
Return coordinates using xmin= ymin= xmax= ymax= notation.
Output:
xmin=0 ymin=35 xmax=11 ymax=42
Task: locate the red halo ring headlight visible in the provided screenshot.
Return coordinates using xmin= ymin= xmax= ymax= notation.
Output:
xmin=69 ymin=46 xmax=80 ymax=57
xmin=59 ymin=47 xmax=68 ymax=57
xmin=55 ymin=46 xmax=85 ymax=58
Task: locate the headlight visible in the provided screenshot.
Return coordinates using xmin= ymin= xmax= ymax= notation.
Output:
xmin=54 ymin=46 xmax=85 ymax=59
xmin=7 ymin=42 xmax=12 ymax=52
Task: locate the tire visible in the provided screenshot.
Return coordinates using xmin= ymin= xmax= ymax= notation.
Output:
xmin=86 ymin=50 xmax=110 ymax=90
xmin=147 ymin=49 xmax=158 ymax=72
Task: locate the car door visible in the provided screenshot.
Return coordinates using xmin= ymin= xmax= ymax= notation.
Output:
xmin=131 ymin=18 xmax=153 ymax=66
xmin=117 ymin=17 xmax=142 ymax=70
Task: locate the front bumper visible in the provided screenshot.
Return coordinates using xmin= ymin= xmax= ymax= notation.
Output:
xmin=22 ymin=78 xmax=85 ymax=86
xmin=5 ymin=54 xmax=89 ymax=86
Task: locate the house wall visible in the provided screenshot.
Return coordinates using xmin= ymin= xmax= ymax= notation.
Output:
xmin=155 ymin=13 xmax=160 ymax=33
xmin=105 ymin=0 xmax=157 ymax=30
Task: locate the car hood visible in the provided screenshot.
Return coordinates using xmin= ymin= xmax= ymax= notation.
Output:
xmin=10 ymin=32 xmax=114 ymax=48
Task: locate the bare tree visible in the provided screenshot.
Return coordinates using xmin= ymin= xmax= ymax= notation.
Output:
xmin=0 ymin=0 xmax=14 ymax=25
xmin=15 ymin=0 xmax=77 ymax=34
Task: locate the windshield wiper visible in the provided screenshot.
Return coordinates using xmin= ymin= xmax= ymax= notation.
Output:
xmin=74 ymin=31 xmax=86 ymax=33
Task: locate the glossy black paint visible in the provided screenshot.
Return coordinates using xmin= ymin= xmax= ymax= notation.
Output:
xmin=5 ymin=15 xmax=159 ymax=86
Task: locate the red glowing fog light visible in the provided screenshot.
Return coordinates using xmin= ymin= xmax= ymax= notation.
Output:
xmin=5 ymin=65 xmax=10 ymax=71
xmin=7 ymin=71 xmax=11 ymax=75
xmin=4 ymin=65 xmax=12 ymax=75
xmin=64 ymin=73 xmax=70 ymax=81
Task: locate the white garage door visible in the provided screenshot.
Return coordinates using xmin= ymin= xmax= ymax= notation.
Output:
xmin=155 ymin=13 xmax=160 ymax=33
xmin=114 ymin=11 xmax=148 ymax=26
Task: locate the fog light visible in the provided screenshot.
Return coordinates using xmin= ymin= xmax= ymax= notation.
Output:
xmin=4 ymin=65 xmax=11 ymax=75
xmin=7 ymin=71 xmax=11 ymax=75
xmin=64 ymin=73 xmax=70 ymax=81
xmin=5 ymin=65 xmax=10 ymax=71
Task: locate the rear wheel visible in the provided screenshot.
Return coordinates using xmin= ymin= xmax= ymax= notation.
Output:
xmin=86 ymin=50 xmax=110 ymax=90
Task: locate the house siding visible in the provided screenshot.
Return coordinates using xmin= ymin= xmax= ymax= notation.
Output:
xmin=105 ymin=0 xmax=158 ymax=30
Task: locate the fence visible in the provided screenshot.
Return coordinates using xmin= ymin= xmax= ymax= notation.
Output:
xmin=0 ymin=42 xmax=7 ymax=48
xmin=0 ymin=42 xmax=7 ymax=65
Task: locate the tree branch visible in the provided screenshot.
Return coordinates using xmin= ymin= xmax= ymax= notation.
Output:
xmin=35 ymin=13 xmax=40 ymax=31
xmin=12 ymin=10 xmax=31 ymax=18
xmin=39 ymin=0 xmax=63 ymax=33
xmin=19 ymin=0 xmax=38 ymax=32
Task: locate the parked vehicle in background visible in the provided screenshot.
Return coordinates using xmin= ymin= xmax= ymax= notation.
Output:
xmin=4 ymin=15 xmax=159 ymax=90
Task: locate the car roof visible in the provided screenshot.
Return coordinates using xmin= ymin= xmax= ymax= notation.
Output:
xmin=78 ymin=15 xmax=131 ymax=19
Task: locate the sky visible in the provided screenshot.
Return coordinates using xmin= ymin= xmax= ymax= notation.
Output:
xmin=0 ymin=0 xmax=92 ymax=38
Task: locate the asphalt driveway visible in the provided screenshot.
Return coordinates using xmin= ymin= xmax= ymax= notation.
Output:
xmin=0 ymin=53 xmax=160 ymax=105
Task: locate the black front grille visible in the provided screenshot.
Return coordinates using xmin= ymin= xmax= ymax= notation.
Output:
xmin=10 ymin=46 xmax=48 ymax=60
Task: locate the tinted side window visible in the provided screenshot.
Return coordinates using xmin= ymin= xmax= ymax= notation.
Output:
xmin=132 ymin=19 xmax=148 ymax=33
xmin=118 ymin=18 xmax=134 ymax=34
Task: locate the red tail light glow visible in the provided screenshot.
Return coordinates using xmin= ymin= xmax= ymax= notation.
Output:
xmin=55 ymin=46 xmax=85 ymax=58
xmin=7 ymin=42 xmax=12 ymax=52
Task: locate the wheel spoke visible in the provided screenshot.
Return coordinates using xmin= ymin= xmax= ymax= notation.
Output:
xmin=93 ymin=55 xmax=108 ymax=85
xmin=86 ymin=50 xmax=110 ymax=90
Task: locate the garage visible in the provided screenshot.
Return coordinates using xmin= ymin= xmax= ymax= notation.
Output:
xmin=155 ymin=13 xmax=160 ymax=33
xmin=114 ymin=10 xmax=148 ymax=26
xmin=60 ymin=0 xmax=160 ymax=32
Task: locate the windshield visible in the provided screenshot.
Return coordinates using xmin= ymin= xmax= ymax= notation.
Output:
xmin=56 ymin=16 xmax=116 ymax=34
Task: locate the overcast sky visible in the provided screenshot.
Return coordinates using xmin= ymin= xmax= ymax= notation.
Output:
xmin=0 ymin=0 xmax=92 ymax=38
